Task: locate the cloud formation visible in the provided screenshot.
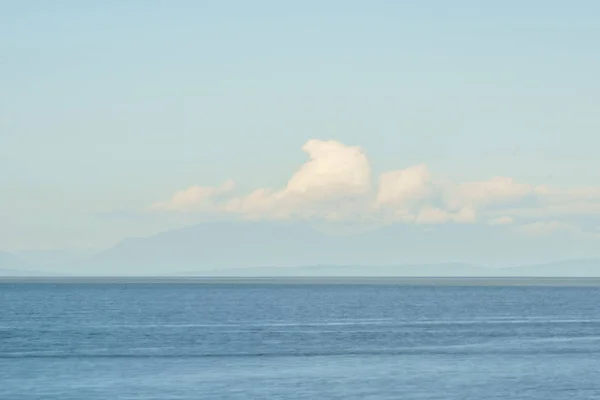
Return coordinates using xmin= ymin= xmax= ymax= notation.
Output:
xmin=151 ymin=180 xmax=234 ymax=212
xmin=286 ymin=139 xmax=371 ymax=199
xmin=218 ymin=140 xmax=372 ymax=221
xmin=489 ymin=216 xmax=515 ymax=226
xmin=517 ymin=221 xmax=580 ymax=236
xmin=150 ymin=139 xmax=600 ymax=235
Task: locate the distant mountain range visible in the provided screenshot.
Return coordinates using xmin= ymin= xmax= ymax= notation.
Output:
xmin=187 ymin=260 xmax=600 ymax=278
xmin=2 ymin=221 xmax=600 ymax=277
xmin=0 ymin=252 xmax=57 ymax=276
xmin=0 ymin=252 xmax=26 ymax=273
xmin=0 ymin=268 xmax=55 ymax=277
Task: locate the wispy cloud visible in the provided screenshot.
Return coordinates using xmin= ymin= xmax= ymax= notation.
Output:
xmin=516 ymin=221 xmax=581 ymax=236
xmin=150 ymin=180 xmax=235 ymax=212
xmin=488 ymin=216 xmax=515 ymax=226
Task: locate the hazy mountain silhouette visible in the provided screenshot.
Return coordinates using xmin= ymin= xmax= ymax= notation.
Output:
xmin=0 ymin=251 xmax=23 ymax=269
xmin=188 ymin=260 xmax=600 ymax=277
xmin=13 ymin=249 xmax=92 ymax=268
xmin=0 ymin=252 xmax=57 ymax=276
xmin=3 ymin=221 xmax=600 ymax=276
xmin=68 ymin=221 xmax=600 ymax=276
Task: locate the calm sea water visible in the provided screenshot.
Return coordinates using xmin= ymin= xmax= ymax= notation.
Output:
xmin=2 ymin=283 xmax=600 ymax=399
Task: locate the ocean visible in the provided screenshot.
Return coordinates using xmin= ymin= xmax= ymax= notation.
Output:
xmin=1 ymin=281 xmax=600 ymax=399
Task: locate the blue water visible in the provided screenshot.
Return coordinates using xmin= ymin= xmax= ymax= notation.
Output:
xmin=1 ymin=283 xmax=600 ymax=399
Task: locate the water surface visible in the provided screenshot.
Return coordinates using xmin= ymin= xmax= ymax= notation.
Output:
xmin=1 ymin=283 xmax=599 ymax=399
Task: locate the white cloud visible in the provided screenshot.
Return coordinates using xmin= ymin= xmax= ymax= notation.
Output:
xmin=489 ymin=216 xmax=515 ymax=226
xmin=444 ymin=177 xmax=535 ymax=211
xmin=517 ymin=221 xmax=580 ymax=236
xmin=492 ymin=202 xmax=600 ymax=219
xmin=285 ymin=139 xmax=371 ymax=199
xmin=376 ymin=164 xmax=433 ymax=207
xmin=151 ymin=180 xmax=234 ymax=212
xmin=415 ymin=206 xmax=449 ymax=224
xmin=537 ymin=186 xmax=600 ymax=203
xmin=414 ymin=206 xmax=477 ymax=225
xmin=453 ymin=206 xmax=477 ymax=224
xmin=148 ymin=139 xmax=600 ymax=235
xmin=374 ymin=164 xmax=437 ymax=221
xmin=223 ymin=139 xmax=372 ymax=220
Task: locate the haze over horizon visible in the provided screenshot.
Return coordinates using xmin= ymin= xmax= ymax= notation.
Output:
xmin=2 ymin=220 xmax=600 ymax=277
xmin=2 ymin=1 xmax=600 ymax=274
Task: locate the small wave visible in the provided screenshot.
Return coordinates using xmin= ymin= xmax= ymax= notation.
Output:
xmin=3 ymin=317 xmax=600 ymax=332
xmin=3 ymin=345 xmax=600 ymax=360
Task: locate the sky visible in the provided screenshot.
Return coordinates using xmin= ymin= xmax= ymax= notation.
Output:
xmin=1 ymin=1 xmax=600 ymax=253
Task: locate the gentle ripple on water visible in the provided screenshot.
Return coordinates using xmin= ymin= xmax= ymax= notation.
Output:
xmin=1 ymin=283 xmax=600 ymax=399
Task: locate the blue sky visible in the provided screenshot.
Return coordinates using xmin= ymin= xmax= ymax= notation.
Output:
xmin=2 ymin=1 xmax=600 ymax=252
